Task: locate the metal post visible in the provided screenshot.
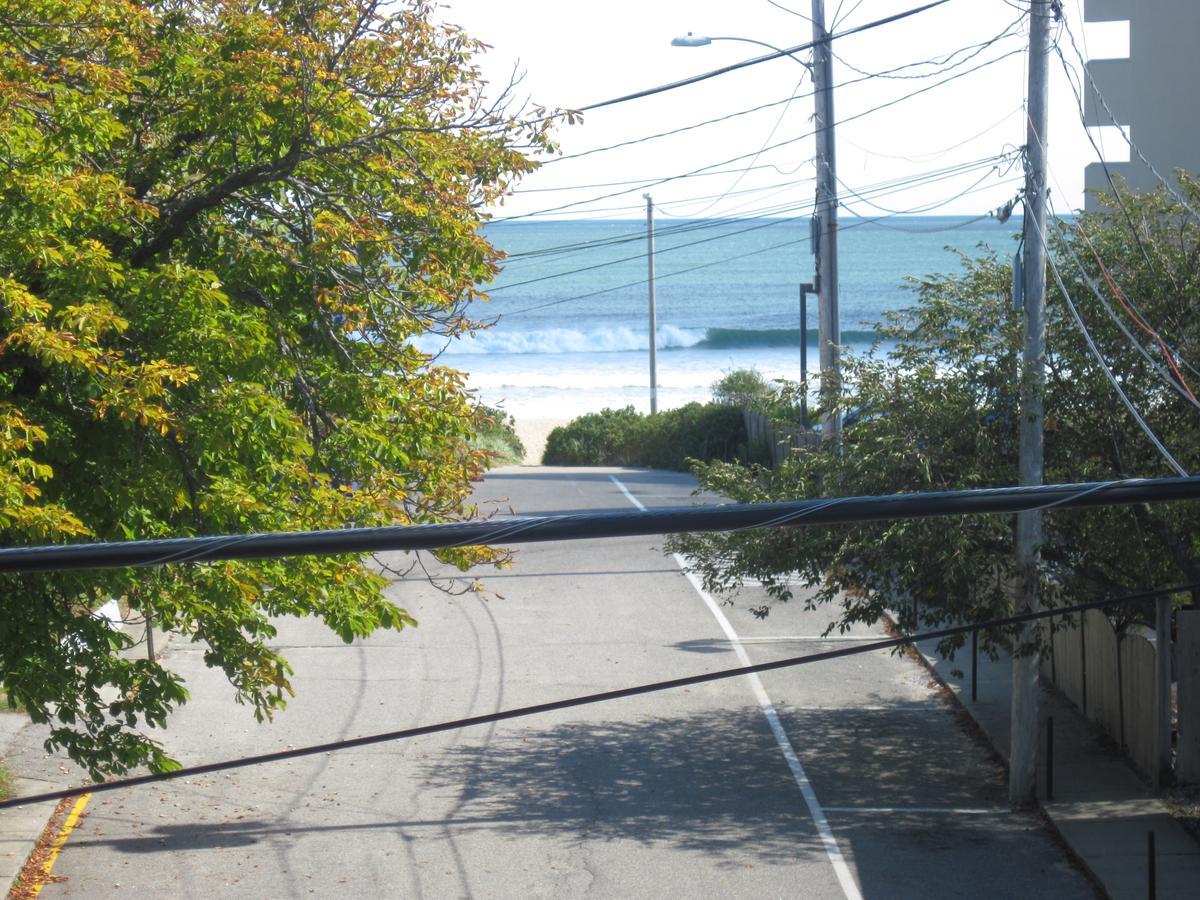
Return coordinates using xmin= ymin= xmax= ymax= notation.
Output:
xmin=644 ymin=193 xmax=658 ymax=416
xmin=800 ymin=283 xmax=814 ymax=430
xmin=145 ymin=612 xmax=155 ymax=661
xmin=971 ymin=628 xmax=979 ymax=702
xmin=1046 ymin=716 xmax=1054 ymax=801
xmin=1148 ymin=830 xmax=1157 ymax=900
xmin=1010 ymin=0 xmax=1051 ymax=809
xmin=1155 ymin=595 xmax=1172 ymax=790
xmin=810 ymin=0 xmax=840 ymax=441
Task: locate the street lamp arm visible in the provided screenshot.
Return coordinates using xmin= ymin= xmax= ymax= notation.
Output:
xmin=671 ymin=33 xmax=813 ymax=70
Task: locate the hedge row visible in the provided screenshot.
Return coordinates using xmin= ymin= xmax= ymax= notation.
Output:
xmin=541 ymin=403 xmax=748 ymax=470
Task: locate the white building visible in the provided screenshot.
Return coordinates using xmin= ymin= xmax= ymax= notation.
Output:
xmin=1083 ymin=0 xmax=1200 ymax=209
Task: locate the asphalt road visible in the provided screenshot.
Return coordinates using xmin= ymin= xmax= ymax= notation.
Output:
xmin=44 ymin=466 xmax=1097 ymax=898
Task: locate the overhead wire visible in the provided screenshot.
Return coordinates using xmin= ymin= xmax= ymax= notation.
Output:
xmin=534 ymin=16 xmax=1026 ymax=172
xmin=1047 ymin=214 xmax=1200 ymax=412
xmin=490 ymin=155 xmax=1012 ymax=292
xmin=831 ymin=8 xmax=1026 ymax=82
xmin=499 ymin=165 xmax=1018 ymax=317
xmin=668 ymin=66 xmax=811 ymax=218
xmin=491 ymin=45 xmax=1027 ymax=223
xmin=1022 ymin=75 xmax=1200 ymax=386
xmin=1027 ymin=212 xmax=1189 ymax=476
xmin=2 ymin=579 xmax=1196 ymax=811
xmin=574 ymin=0 xmax=954 ymax=113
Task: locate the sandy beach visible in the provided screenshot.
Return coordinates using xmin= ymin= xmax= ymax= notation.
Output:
xmin=512 ymin=416 xmax=569 ymax=465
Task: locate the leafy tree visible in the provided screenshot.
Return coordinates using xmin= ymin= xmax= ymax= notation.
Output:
xmin=670 ymin=181 xmax=1200 ymax=655
xmin=0 ymin=0 xmax=552 ymax=777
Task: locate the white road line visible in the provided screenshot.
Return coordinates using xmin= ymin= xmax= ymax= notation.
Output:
xmin=823 ymin=806 xmax=1009 ymax=816
xmin=610 ymin=475 xmax=863 ymax=900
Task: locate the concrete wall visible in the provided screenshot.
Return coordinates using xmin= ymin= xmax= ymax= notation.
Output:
xmin=1082 ymin=0 xmax=1200 ymax=209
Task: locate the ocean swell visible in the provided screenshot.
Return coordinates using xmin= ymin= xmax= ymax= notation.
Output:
xmin=415 ymin=325 xmax=880 ymax=356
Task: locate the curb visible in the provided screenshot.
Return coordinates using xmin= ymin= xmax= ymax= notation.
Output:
xmin=1 ymin=614 xmax=174 ymax=895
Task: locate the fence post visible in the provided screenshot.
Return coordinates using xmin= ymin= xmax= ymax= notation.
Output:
xmin=1155 ymin=595 xmax=1172 ymax=790
xmin=971 ymin=628 xmax=978 ymax=702
xmin=1080 ymin=614 xmax=1088 ymax=717
xmin=1178 ymin=609 xmax=1200 ymax=784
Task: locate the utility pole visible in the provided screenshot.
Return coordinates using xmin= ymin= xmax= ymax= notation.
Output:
xmin=811 ymin=0 xmax=840 ymax=440
xmin=1011 ymin=0 xmax=1052 ymax=807
xmin=644 ymin=193 xmax=658 ymax=415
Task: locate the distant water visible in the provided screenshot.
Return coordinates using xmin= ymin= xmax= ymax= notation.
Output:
xmin=416 ymin=216 xmax=1020 ymax=418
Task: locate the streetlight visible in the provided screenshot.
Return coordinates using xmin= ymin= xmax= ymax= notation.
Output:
xmin=672 ymin=13 xmax=840 ymax=440
xmin=670 ymin=33 xmax=812 ymax=69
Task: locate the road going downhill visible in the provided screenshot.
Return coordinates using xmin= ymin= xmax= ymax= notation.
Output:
xmin=43 ymin=467 xmax=1096 ymax=898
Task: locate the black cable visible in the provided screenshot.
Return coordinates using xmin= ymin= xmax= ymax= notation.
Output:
xmin=489 ymin=209 xmax=813 ymax=293
xmin=831 ymin=10 xmax=1025 ymax=82
xmin=495 ymin=165 xmax=1027 ymax=313
xmin=538 ymin=27 xmax=1019 ymax=172
xmin=499 ymin=153 xmax=1011 ymax=276
xmin=2 ymin=577 xmax=1192 ymax=811
xmin=2 ymin=477 xmax=1199 ymax=573
xmin=491 ymin=46 xmax=1026 ymax=223
xmin=575 ymin=0 xmax=954 ymax=113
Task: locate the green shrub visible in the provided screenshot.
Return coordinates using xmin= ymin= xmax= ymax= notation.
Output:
xmin=543 ymin=406 xmax=642 ymax=466
xmin=542 ymin=403 xmax=747 ymax=471
xmin=471 ymin=406 xmax=526 ymax=467
xmin=712 ymin=368 xmax=775 ymax=409
xmin=712 ymin=368 xmax=814 ymax=428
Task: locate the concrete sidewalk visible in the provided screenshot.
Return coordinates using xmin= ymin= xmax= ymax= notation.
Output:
xmin=0 ymin=615 xmax=173 ymax=891
xmin=913 ymin=632 xmax=1200 ymax=899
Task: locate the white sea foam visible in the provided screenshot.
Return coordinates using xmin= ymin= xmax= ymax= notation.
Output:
xmin=411 ymin=324 xmax=707 ymax=356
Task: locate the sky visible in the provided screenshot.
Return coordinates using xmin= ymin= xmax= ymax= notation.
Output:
xmin=434 ymin=0 xmax=1130 ymax=221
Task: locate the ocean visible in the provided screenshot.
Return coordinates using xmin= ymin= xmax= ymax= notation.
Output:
xmin=414 ymin=216 xmax=1021 ymax=419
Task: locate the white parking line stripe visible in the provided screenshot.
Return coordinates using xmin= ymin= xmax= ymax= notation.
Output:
xmin=611 ymin=476 xmax=863 ymax=900
xmin=823 ymin=806 xmax=1008 ymax=815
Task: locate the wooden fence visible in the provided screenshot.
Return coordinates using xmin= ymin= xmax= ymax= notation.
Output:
xmin=742 ymin=410 xmax=820 ymax=467
xmin=1040 ymin=610 xmax=1161 ymax=781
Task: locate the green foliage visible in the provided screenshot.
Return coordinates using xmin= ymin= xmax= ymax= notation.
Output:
xmin=671 ymin=184 xmax=1200 ymax=657
xmin=0 ymin=0 xmax=553 ymax=778
xmin=543 ymin=407 xmax=644 ymax=467
xmin=543 ymin=403 xmax=747 ymax=471
xmin=471 ymin=406 xmax=525 ymax=467
xmin=712 ymin=369 xmax=776 ymax=409
xmin=712 ymin=368 xmax=813 ymax=428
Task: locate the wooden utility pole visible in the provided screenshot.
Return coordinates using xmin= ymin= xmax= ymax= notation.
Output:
xmin=644 ymin=193 xmax=658 ymax=415
xmin=1011 ymin=0 xmax=1052 ymax=807
xmin=810 ymin=0 xmax=840 ymax=439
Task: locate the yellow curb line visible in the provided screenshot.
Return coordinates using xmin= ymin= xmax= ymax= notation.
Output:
xmin=30 ymin=793 xmax=90 ymax=897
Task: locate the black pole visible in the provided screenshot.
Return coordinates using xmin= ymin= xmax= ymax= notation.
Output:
xmin=971 ymin=628 xmax=979 ymax=702
xmin=1046 ymin=716 xmax=1054 ymax=801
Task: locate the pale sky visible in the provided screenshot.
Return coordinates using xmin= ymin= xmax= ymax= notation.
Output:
xmin=436 ymin=0 xmax=1128 ymax=220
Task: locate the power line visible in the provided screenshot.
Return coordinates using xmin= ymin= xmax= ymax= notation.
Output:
xmin=492 ymin=46 xmax=1026 ymax=223
xmin=1023 ymin=70 xmax=1200 ymax=385
xmin=831 ymin=9 xmax=1026 ymax=82
xmin=1051 ymin=214 xmax=1200 ymax=412
xmin=1028 ymin=213 xmax=1189 ymax=476
xmin=500 ymin=168 xmax=1022 ymax=317
xmin=492 ymin=155 xmax=1011 ymax=291
xmin=2 ymin=577 xmax=1196 ymax=811
xmin=575 ymin=0 xmax=954 ymax=113
xmin=488 ymin=211 xmax=812 ymax=293
xmin=536 ymin=17 xmax=1025 ymax=172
